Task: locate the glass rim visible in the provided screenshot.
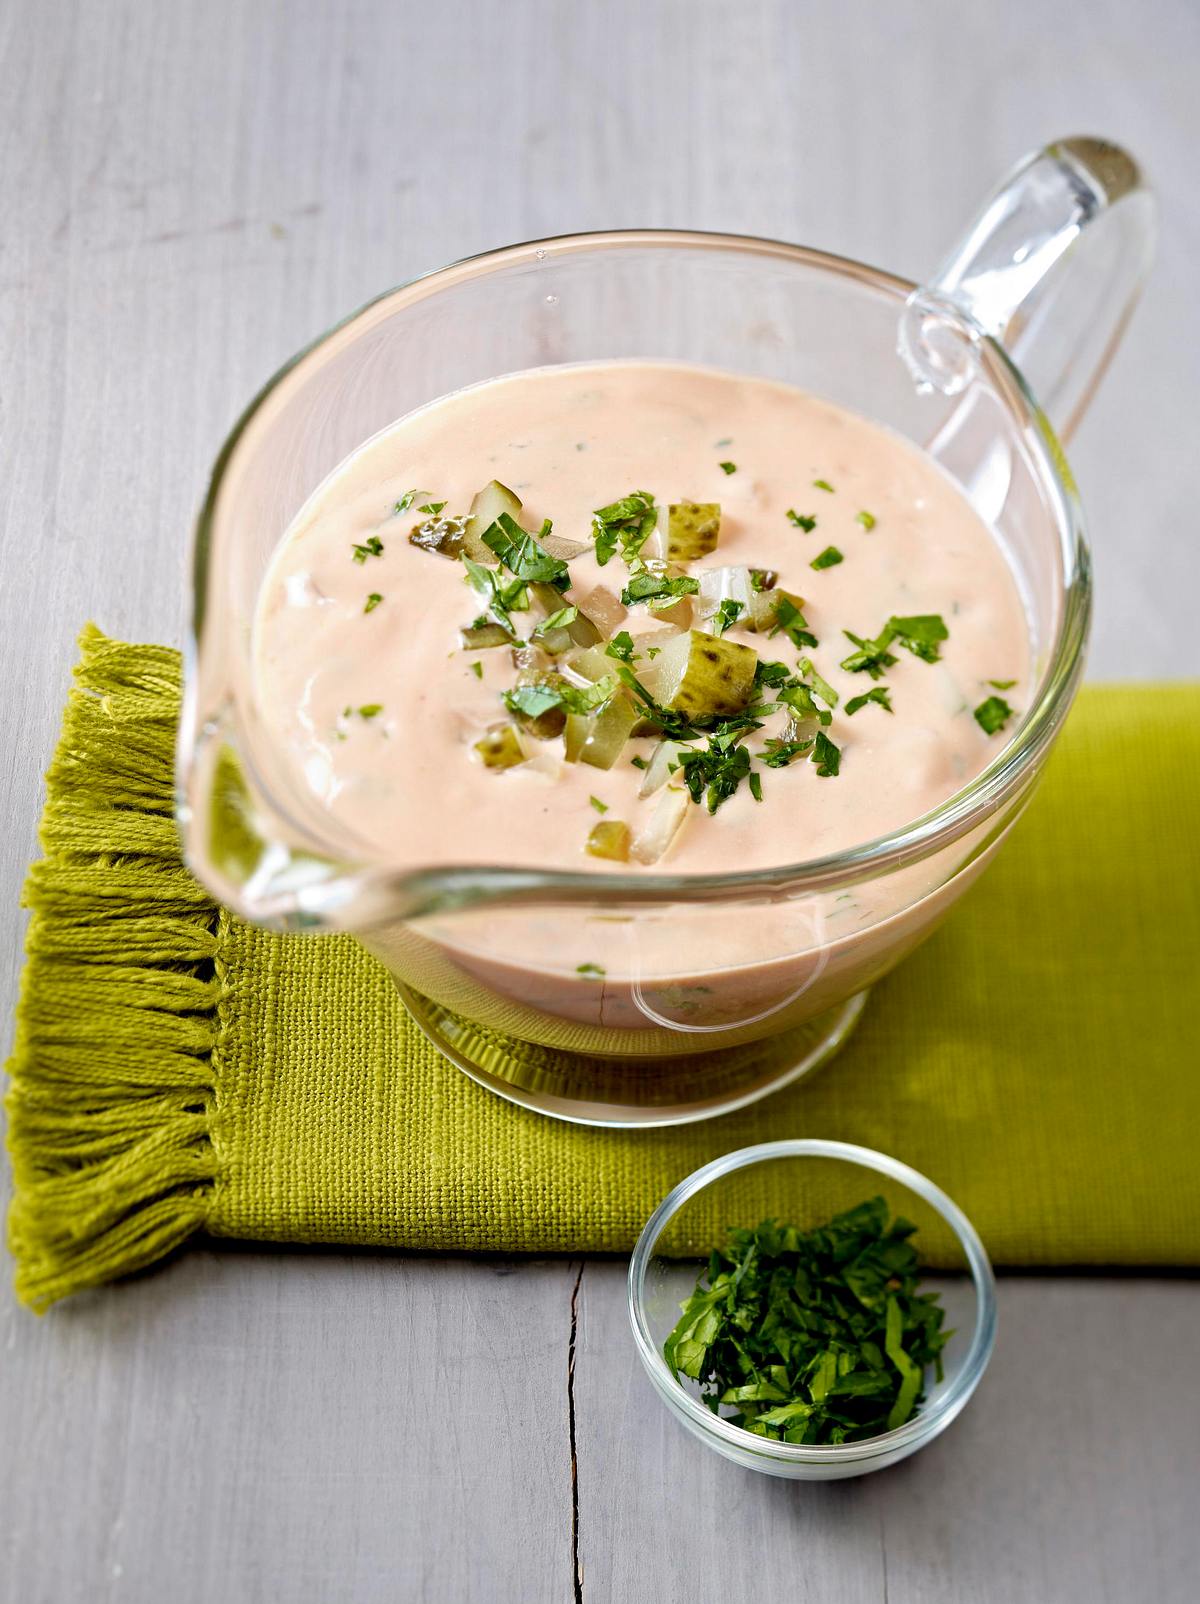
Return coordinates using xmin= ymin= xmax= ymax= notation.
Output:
xmin=626 ymin=1138 xmax=998 ymax=1464
xmin=186 ymin=227 xmax=1091 ymax=917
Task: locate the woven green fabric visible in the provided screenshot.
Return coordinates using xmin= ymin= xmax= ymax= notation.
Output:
xmin=6 ymin=628 xmax=1200 ymax=1309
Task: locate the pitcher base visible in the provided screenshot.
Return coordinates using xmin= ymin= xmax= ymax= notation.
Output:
xmin=396 ymin=987 xmax=870 ymax=1127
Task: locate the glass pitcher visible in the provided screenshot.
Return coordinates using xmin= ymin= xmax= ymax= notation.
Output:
xmin=178 ymin=136 xmax=1155 ymax=1126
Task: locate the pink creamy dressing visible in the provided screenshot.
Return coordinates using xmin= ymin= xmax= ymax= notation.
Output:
xmin=254 ymin=363 xmax=1029 ymax=882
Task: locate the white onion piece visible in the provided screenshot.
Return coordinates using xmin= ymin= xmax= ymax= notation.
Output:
xmin=630 ymin=785 xmax=690 ymax=865
xmin=695 ymin=566 xmax=756 ymax=630
xmin=638 ymin=739 xmax=686 ymax=798
xmin=540 ymin=532 xmax=592 ymax=560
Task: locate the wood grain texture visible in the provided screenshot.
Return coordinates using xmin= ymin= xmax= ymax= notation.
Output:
xmin=2 ymin=1 xmax=1198 ymax=1600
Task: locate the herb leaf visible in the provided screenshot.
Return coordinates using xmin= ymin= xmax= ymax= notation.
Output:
xmin=810 ymin=546 xmax=844 ymax=571
xmin=482 ymin=513 xmax=571 ymax=590
xmin=364 ymin=593 xmax=383 ymax=613
xmin=591 ymin=491 xmax=657 ymax=567
xmin=845 ymin=686 xmax=894 ymax=716
xmin=856 ymin=510 xmax=877 ymax=530
xmin=351 ymin=535 xmax=384 ymax=564
xmin=888 ymin=614 xmax=949 ymax=663
xmin=719 ymin=460 xmax=737 ymax=475
xmin=787 ymin=510 xmax=817 ymax=532
xmin=620 ymin=570 xmax=701 ymax=610
xmin=713 ymin=598 xmax=745 ymax=636
xmin=812 ymin=729 xmax=841 ymax=777
xmin=974 ymin=695 xmax=1014 ymax=735
xmin=605 ymin=630 xmax=637 ymax=663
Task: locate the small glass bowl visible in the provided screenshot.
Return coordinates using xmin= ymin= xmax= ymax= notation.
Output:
xmin=627 ymin=1140 xmax=997 ymax=1479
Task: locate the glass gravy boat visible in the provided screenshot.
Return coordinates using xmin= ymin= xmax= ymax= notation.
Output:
xmin=178 ymin=137 xmax=1155 ymax=1125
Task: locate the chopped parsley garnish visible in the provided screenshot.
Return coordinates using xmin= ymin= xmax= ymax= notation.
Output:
xmin=469 ymin=661 xmax=483 ymax=679
xmin=748 ymin=771 xmax=764 ymax=802
xmin=840 ymin=628 xmax=898 ymax=679
xmin=778 ymin=682 xmax=831 ymax=728
xmin=810 ymin=546 xmax=844 ymax=570
xmin=589 ymin=795 xmax=608 ymax=814
xmin=591 ymin=491 xmax=657 ymax=567
xmin=719 ymin=460 xmax=737 ymax=475
xmin=357 ymin=704 xmax=383 ymax=719
xmin=351 ymin=535 xmax=384 ymax=563
xmin=768 ymin=596 xmax=818 ymax=651
xmin=481 ymin=513 xmax=571 ymax=590
xmin=988 ymin=677 xmax=1017 ymax=690
xmin=463 ymin=556 xmax=530 ymax=630
xmin=889 ymin=614 xmax=949 ymax=663
xmin=797 ymin=656 xmax=839 ymax=709
xmin=532 ymin=604 xmax=579 ymax=643
xmin=661 ymin=1203 xmax=948 ymax=1444
xmin=576 ymin=962 xmax=606 ymax=979
xmin=841 ymin=614 xmax=947 ymax=676
xmin=787 ymin=510 xmax=817 ymax=532
xmin=418 ymin=500 xmax=447 ymax=515
xmin=620 ymin=569 xmax=701 ymax=610
xmin=812 ymin=729 xmax=841 ymax=777
xmin=364 ymin=592 xmax=383 ymax=613
xmin=392 ymin=489 xmax=421 ymax=515
xmin=846 ymin=686 xmax=894 ymax=716
xmin=605 ymin=631 xmax=637 ymax=664
xmin=630 ymin=755 xmax=649 ymax=770
xmin=974 ymin=695 xmax=1014 ymax=735
xmin=503 ymin=675 xmax=617 ymax=723
xmin=813 ymin=478 xmax=835 ymax=492
xmin=760 ymin=737 xmax=813 ymax=768
xmin=754 ymin=659 xmax=796 ymax=691
xmin=676 ymin=732 xmax=755 ymax=813
xmin=856 ymin=510 xmax=877 ymax=530
xmin=713 ymin=598 xmax=745 ymax=636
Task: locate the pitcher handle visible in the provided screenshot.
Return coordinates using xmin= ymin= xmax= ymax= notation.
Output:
xmin=901 ymin=136 xmax=1156 ymax=442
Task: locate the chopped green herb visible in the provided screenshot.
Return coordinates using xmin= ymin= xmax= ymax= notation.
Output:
xmin=630 ymin=754 xmax=649 ymax=770
xmin=645 ymin=646 xmax=662 ymax=659
xmin=392 ymin=489 xmax=420 ymax=515
xmin=797 ymin=656 xmax=839 ymax=709
xmin=812 ymin=729 xmax=841 ymax=777
xmin=463 ymin=556 xmax=530 ymax=630
xmin=605 ymin=631 xmax=637 ymax=664
xmin=840 ymin=627 xmax=899 ymax=680
xmin=591 ymin=491 xmax=657 ymax=567
xmin=661 ymin=1203 xmax=948 ymax=1444
xmin=470 ymin=661 xmax=483 ymax=680
xmin=589 ymin=795 xmax=608 ymax=814
xmin=846 ymin=686 xmax=894 ymax=716
xmin=532 ymin=604 xmax=580 ymax=644
xmin=778 ymin=682 xmax=831 ymax=728
xmin=856 ymin=510 xmax=877 ymax=530
xmin=768 ymin=596 xmax=818 ymax=651
xmin=481 ymin=513 xmax=571 ymax=590
xmin=713 ymin=598 xmax=745 ymax=636
xmin=748 ymin=771 xmax=764 ymax=802
xmin=719 ymin=460 xmax=737 ymax=475
xmin=364 ymin=592 xmax=383 ymax=613
xmin=351 ymin=535 xmax=384 ymax=563
xmin=889 ymin=614 xmax=949 ymax=664
xmin=503 ymin=675 xmax=618 ymax=723
xmin=813 ymin=478 xmax=835 ymax=493
xmin=760 ymin=736 xmax=813 ymax=768
xmin=357 ymin=704 xmax=383 ymax=720
xmin=754 ymin=659 xmax=795 ymax=691
xmin=810 ymin=546 xmax=844 ymax=571
xmin=974 ymin=695 xmax=1014 ymax=735
xmin=418 ymin=500 xmax=447 ymax=515
xmin=749 ymin=567 xmax=778 ymax=591
xmin=676 ymin=733 xmax=755 ymax=813
xmin=988 ymin=677 xmax=1017 ymax=690
xmin=620 ymin=570 xmax=701 ymax=610
xmin=787 ymin=510 xmax=817 ymax=532
xmin=576 ymin=962 xmax=606 ymax=979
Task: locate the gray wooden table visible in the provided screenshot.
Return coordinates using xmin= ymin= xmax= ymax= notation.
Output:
xmin=2 ymin=3 xmax=1198 ymax=1600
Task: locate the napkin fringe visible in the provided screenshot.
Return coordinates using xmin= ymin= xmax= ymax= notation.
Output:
xmin=5 ymin=626 xmax=218 ymax=1311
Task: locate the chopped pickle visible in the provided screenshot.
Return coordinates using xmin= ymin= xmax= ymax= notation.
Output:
xmin=586 ymin=819 xmax=632 ymax=861
xmin=474 ymin=724 xmax=529 ymax=770
xmin=509 ymin=671 xmax=570 ymax=739
xmin=510 ymin=642 xmax=553 ymax=673
xmin=564 ymin=693 xmax=639 ymax=769
xmin=639 ymin=630 xmax=758 ymax=720
xmin=745 ymin=584 xmax=807 ymax=634
xmin=660 ymin=501 xmax=722 ymax=562
xmin=460 ymin=620 xmax=514 ymax=649
xmin=464 ymin=480 xmax=524 ymax=562
xmin=529 ymin=581 xmax=603 ymax=649
xmin=410 ymin=514 xmax=469 ymax=559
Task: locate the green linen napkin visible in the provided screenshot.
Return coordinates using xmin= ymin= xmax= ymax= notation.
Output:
xmin=6 ymin=628 xmax=1200 ymax=1310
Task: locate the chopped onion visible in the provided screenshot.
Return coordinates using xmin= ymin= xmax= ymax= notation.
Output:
xmin=630 ymin=785 xmax=690 ymax=865
xmin=638 ymin=739 xmax=686 ymax=798
xmin=539 ymin=532 xmax=591 ymax=560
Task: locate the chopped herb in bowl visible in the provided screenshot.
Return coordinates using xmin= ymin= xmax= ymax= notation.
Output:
xmin=662 ymin=1200 xmax=949 ymax=1445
